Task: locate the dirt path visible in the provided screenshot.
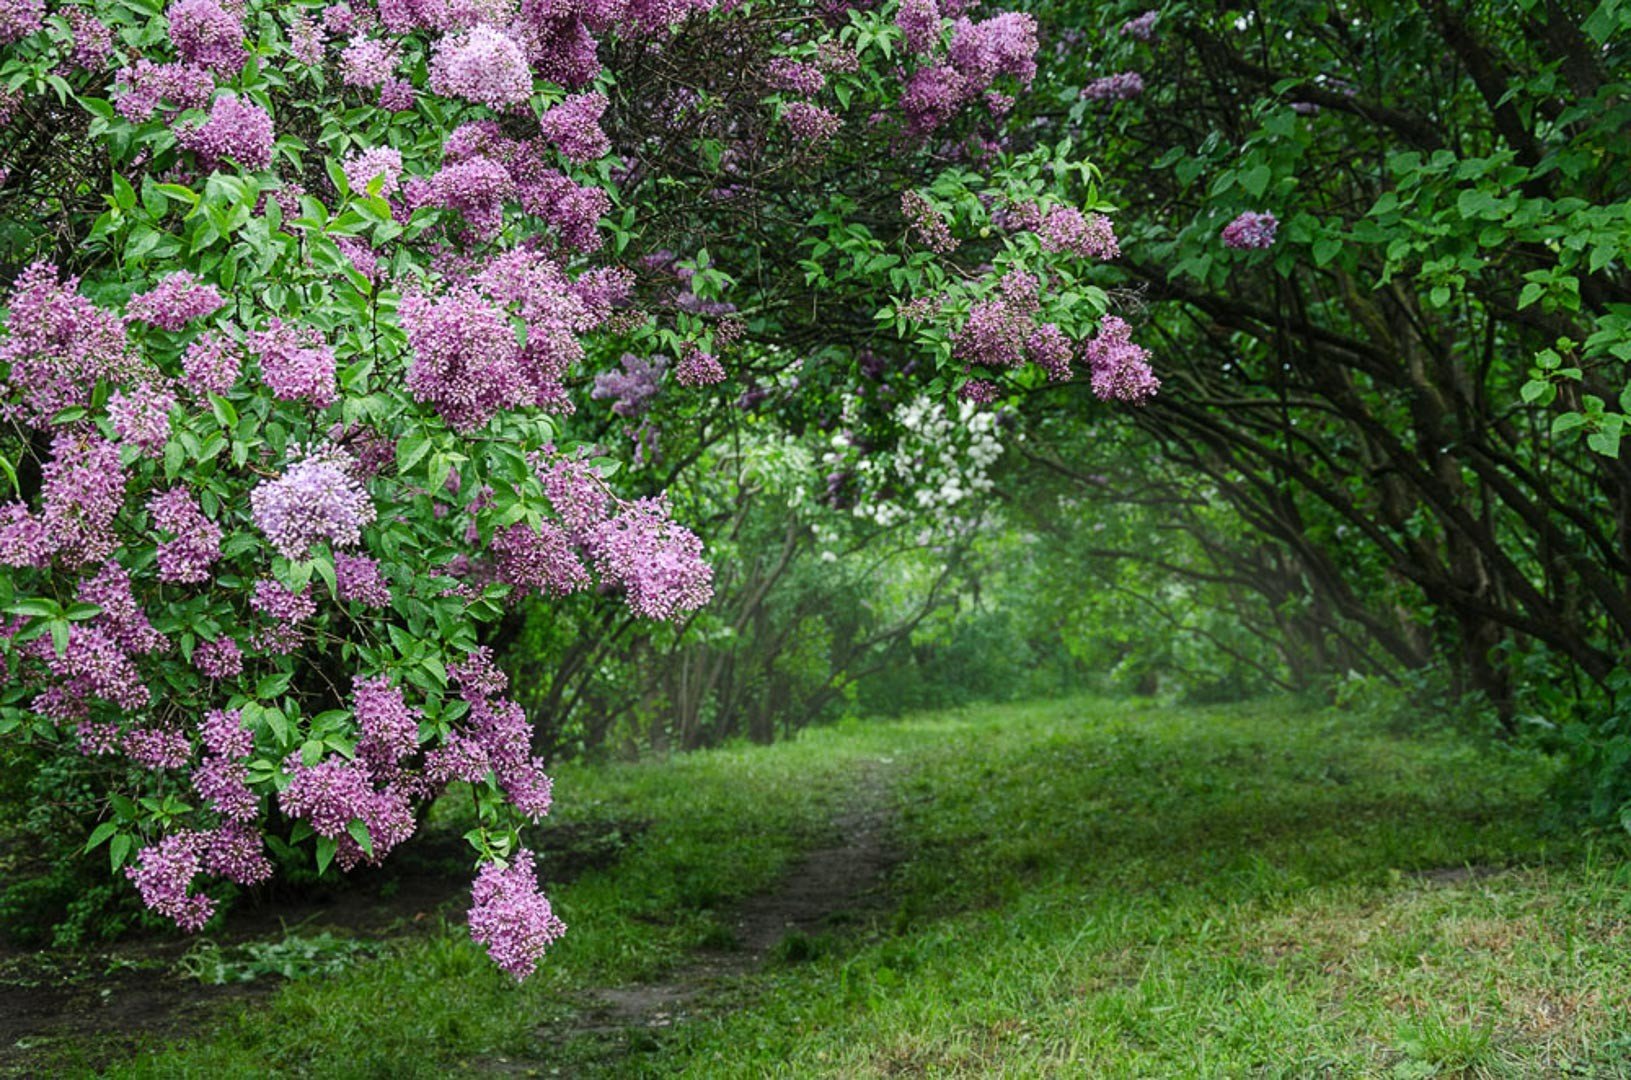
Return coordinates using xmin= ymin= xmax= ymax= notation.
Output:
xmin=536 ymin=760 xmax=900 ymax=1063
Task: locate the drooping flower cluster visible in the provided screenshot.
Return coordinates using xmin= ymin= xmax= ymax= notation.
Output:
xmin=401 ymin=251 xmax=595 ymax=430
xmin=591 ymin=353 xmax=666 ymax=416
xmin=112 ymin=59 xmax=215 ymax=121
xmin=192 ymin=636 xmax=243 ymax=679
xmin=538 ymin=91 xmax=610 ymax=164
xmin=107 ymin=383 xmax=176 ymax=457
xmin=342 ymin=146 xmax=405 ymax=196
xmin=429 ymin=25 xmax=533 ymax=107
xmin=175 ymin=93 xmax=275 ymax=171
xmin=1083 ymin=316 xmax=1160 ymax=404
xmin=334 ymin=551 xmax=392 ymax=606
xmin=167 ymin=0 xmax=245 ymax=73
xmin=0 ymin=262 xmax=134 ymax=425
xmin=179 ymin=332 xmax=240 ymax=397
xmin=901 ymin=189 xmax=957 ymax=253
xmin=1039 ymin=206 xmax=1120 ymax=260
xmin=340 ymin=36 xmax=399 ymax=88
xmin=1081 ymin=71 xmax=1144 ymax=101
xmin=588 ymin=497 xmax=715 ymax=620
xmin=126 ymin=271 xmax=227 ymax=331
xmin=468 ymin=849 xmax=566 ymax=980
xmin=899 ymin=10 xmax=1037 ymax=134
xmin=250 ymin=319 xmax=338 ymax=407
xmin=250 ymin=446 xmax=376 ymax=560
xmin=193 ymin=708 xmax=256 ymax=821
xmin=1121 ymin=10 xmax=1158 ymax=41
xmin=150 ymin=488 xmax=222 ymax=583
xmin=1221 ymin=210 xmax=1279 ymax=250
xmin=38 ymin=433 xmax=128 ymax=566
xmin=767 ymin=57 xmax=825 ymax=95
xmin=674 ymin=345 xmax=725 ymax=387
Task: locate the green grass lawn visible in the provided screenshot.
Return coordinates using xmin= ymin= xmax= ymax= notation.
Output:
xmin=78 ymin=696 xmax=1631 ymax=1077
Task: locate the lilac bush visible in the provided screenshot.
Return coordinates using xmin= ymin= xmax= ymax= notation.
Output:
xmin=0 ymin=0 xmax=1149 ymax=975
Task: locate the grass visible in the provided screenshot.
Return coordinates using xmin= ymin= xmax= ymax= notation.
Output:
xmin=59 ymin=696 xmax=1631 ymax=1076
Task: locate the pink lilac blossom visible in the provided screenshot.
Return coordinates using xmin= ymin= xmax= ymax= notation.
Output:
xmin=429 ymin=25 xmax=533 ymax=107
xmin=539 ymin=91 xmax=610 ymax=164
xmin=249 ymin=319 xmax=338 ymax=407
xmin=767 ymin=57 xmax=824 ymax=95
xmin=467 ymin=695 xmax=554 ymax=818
xmin=0 ymin=503 xmax=50 ymax=567
xmin=674 ymin=346 xmax=724 ymax=387
xmin=125 ymin=831 xmax=213 ymax=931
xmin=67 ymin=9 xmax=114 ymax=69
xmin=0 ymin=261 xmax=133 ymax=425
xmin=517 ymin=170 xmax=609 ymax=251
xmin=901 ymin=63 xmax=968 ymax=133
xmin=78 ymin=561 xmax=168 ymax=655
xmin=536 ymin=450 xmax=608 ymax=534
xmin=127 ymin=271 xmax=227 ymax=330
xmin=249 ymin=578 xmax=317 ymax=631
xmin=400 ymin=286 xmax=524 ymax=432
xmin=815 ymin=40 xmax=858 ymax=72
xmin=112 ymin=60 xmax=215 ymax=122
xmin=782 ymin=102 xmax=841 ymax=141
xmin=353 ymin=674 xmax=420 ymax=772
xmin=334 ymin=551 xmax=391 ymax=605
xmin=1083 ymin=316 xmax=1159 ymax=404
xmin=468 ymin=849 xmax=566 ymax=980
xmin=947 ymin=12 xmax=1037 ymax=88
xmin=323 ymin=2 xmax=359 ymax=32
xmin=30 ymin=623 xmax=149 ymax=709
xmin=901 ymin=189 xmax=957 ymax=253
xmin=1122 ymin=10 xmax=1157 ymax=40
xmin=192 ymin=636 xmax=243 ymax=678
xmin=1026 ymin=323 xmax=1073 ymax=381
xmin=340 ymin=36 xmax=398 ymax=88
xmin=0 ymin=0 xmax=42 ymax=43
xmin=107 ymin=383 xmax=176 ymax=457
xmin=124 ymin=725 xmax=191 ymax=769
xmin=407 ymin=156 xmax=515 ymax=241
xmin=175 ymin=93 xmax=275 ymax=172
xmin=342 ymin=145 xmax=404 ymax=196
xmin=1081 ymin=71 xmax=1143 ymax=101
xmin=953 ymin=298 xmax=1028 ymax=370
xmin=40 ymin=433 xmax=126 ymax=565
xmin=200 ymin=821 xmax=271 ymax=883
xmin=588 ymin=496 xmax=714 ymax=620
xmin=570 ymin=266 xmax=634 ymax=325
xmin=592 ymin=353 xmax=665 ymax=416
xmin=895 ymin=0 xmax=939 ymax=54
xmin=279 ymin=756 xmax=375 ymax=837
xmin=378 ymin=78 xmax=415 ymax=110
xmin=1221 ymin=210 xmax=1278 ymax=250
xmin=167 ymin=0 xmax=245 ymax=73
xmin=1040 ymin=206 xmax=1119 ymax=259
xmin=250 ymin=447 xmax=375 ymax=560
xmin=288 ymin=12 xmax=325 ymax=63
xmin=150 ymin=487 xmax=222 ymax=583
xmin=180 ymin=331 xmax=240 ymax=396
xmin=958 ymin=377 xmax=999 ymax=404
xmin=489 ymin=521 xmax=589 ymax=597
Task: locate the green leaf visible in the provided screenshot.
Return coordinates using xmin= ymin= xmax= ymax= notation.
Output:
xmin=109 ymin=834 xmax=132 ymax=873
xmin=1240 ymin=164 xmax=1272 ymax=199
xmin=315 ymin=835 xmax=337 ymax=875
xmin=347 ymin=819 xmax=374 ymax=858
xmin=85 ymin=821 xmax=118 ymax=852
xmin=397 ymin=433 xmax=432 ymax=475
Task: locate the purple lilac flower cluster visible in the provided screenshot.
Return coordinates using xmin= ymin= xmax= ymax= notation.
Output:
xmin=591 ymin=353 xmax=666 ymax=416
xmin=1083 ymin=316 xmax=1160 ymax=404
xmin=250 ymin=446 xmax=376 ymax=560
xmin=1221 ymin=210 xmax=1278 ymax=250
xmin=468 ymin=850 xmax=566 ymax=979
